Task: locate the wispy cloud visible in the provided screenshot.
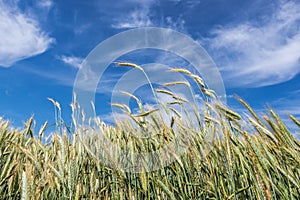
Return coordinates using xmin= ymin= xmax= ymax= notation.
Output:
xmin=37 ymin=0 xmax=53 ymax=9
xmin=0 ymin=1 xmax=54 ymax=67
xmin=111 ymin=0 xmax=155 ymax=29
xmin=165 ymin=16 xmax=186 ymax=32
xmin=112 ymin=10 xmax=152 ymax=29
xmin=271 ymin=89 xmax=300 ymax=117
xmin=110 ymin=0 xmax=193 ymax=32
xmin=168 ymin=0 xmax=201 ymax=8
xmin=203 ymin=0 xmax=300 ymax=87
xmin=58 ymin=55 xmax=84 ymax=69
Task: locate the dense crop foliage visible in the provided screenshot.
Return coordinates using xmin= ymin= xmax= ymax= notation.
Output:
xmin=1 ymin=63 xmax=300 ymax=199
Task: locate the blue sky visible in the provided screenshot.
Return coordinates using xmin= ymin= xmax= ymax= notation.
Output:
xmin=0 ymin=0 xmax=300 ymax=133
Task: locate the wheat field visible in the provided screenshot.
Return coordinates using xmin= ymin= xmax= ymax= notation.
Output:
xmin=1 ymin=64 xmax=300 ymax=199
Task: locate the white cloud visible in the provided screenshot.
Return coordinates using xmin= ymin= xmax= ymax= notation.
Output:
xmin=112 ymin=10 xmax=152 ymax=29
xmin=110 ymin=0 xmax=191 ymax=31
xmin=0 ymin=1 xmax=54 ymax=67
xmin=58 ymin=55 xmax=83 ymax=69
xmin=111 ymin=0 xmax=154 ymax=29
xmin=74 ymin=24 xmax=91 ymax=35
xmin=37 ymin=0 xmax=53 ymax=9
xmin=168 ymin=0 xmax=200 ymax=8
xmin=165 ymin=16 xmax=186 ymax=31
xmin=271 ymin=89 xmax=300 ymax=116
xmin=169 ymin=0 xmax=181 ymax=3
xmin=204 ymin=0 xmax=300 ymax=87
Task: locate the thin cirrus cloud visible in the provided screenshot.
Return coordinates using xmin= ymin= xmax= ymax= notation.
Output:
xmin=204 ymin=0 xmax=300 ymax=88
xmin=271 ymin=89 xmax=300 ymax=116
xmin=111 ymin=0 xmax=155 ymax=29
xmin=37 ymin=0 xmax=53 ymax=9
xmin=111 ymin=10 xmax=153 ymax=29
xmin=58 ymin=55 xmax=84 ymax=69
xmin=0 ymin=1 xmax=54 ymax=67
xmin=110 ymin=0 xmax=189 ymax=30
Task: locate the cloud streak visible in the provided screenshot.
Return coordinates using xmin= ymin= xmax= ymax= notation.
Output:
xmin=204 ymin=0 xmax=300 ymax=87
xmin=112 ymin=10 xmax=152 ymax=29
xmin=58 ymin=55 xmax=84 ymax=69
xmin=271 ymin=89 xmax=300 ymax=117
xmin=111 ymin=0 xmax=155 ymax=29
xmin=0 ymin=1 xmax=54 ymax=67
xmin=37 ymin=0 xmax=53 ymax=9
